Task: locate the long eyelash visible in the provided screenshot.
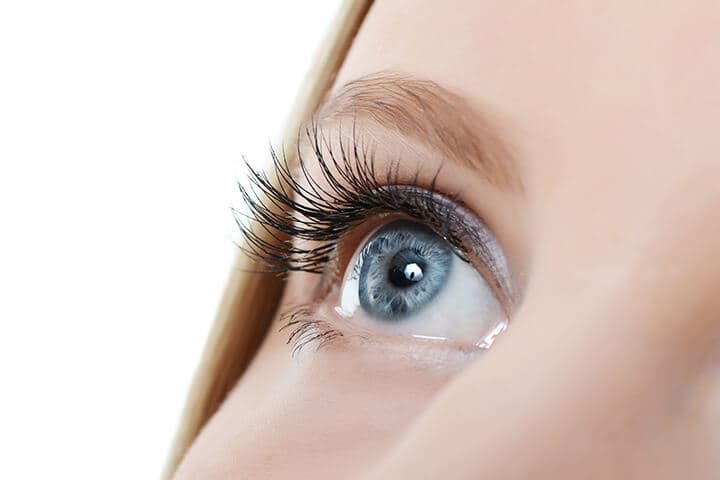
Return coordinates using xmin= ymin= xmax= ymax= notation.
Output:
xmin=232 ymin=120 xmax=463 ymax=274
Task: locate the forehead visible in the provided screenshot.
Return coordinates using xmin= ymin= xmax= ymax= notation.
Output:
xmin=335 ymin=0 xmax=720 ymax=196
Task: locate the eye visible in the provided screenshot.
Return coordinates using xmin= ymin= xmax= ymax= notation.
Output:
xmin=237 ymin=132 xmax=516 ymax=354
xmin=336 ymin=218 xmax=508 ymax=349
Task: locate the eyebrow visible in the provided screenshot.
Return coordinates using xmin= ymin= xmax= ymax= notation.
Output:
xmin=315 ymin=72 xmax=520 ymax=191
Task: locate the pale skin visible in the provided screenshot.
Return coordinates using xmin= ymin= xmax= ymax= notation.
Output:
xmin=175 ymin=0 xmax=720 ymax=478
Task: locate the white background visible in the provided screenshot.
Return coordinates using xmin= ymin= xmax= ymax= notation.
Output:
xmin=0 ymin=2 xmax=341 ymax=478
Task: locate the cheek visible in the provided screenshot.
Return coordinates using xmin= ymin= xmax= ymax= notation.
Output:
xmin=174 ymin=322 xmax=460 ymax=480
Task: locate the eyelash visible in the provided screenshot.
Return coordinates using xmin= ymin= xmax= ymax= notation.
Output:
xmin=234 ymin=123 xmax=469 ymax=274
xmin=234 ymin=122 xmax=503 ymax=352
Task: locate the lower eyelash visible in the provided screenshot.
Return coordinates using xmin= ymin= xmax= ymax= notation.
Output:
xmin=279 ymin=305 xmax=345 ymax=356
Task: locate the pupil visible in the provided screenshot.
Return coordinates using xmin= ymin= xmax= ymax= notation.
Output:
xmin=388 ymin=250 xmax=426 ymax=288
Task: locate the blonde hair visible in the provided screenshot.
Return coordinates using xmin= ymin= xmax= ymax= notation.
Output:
xmin=162 ymin=1 xmax=373 ymax=477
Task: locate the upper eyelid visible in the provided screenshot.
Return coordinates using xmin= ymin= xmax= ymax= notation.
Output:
xmin=237 ymin=127 xmax=516 ymax=303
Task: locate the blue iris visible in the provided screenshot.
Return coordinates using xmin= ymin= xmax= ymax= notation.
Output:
xmin=358 ymin=220 xmax=453 ymax=320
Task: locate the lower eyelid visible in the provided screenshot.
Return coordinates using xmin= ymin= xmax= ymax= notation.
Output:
xmin=278 ymin=301 xmax=491 ymax=365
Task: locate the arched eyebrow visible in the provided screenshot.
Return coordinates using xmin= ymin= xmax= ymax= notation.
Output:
xmin=316 ymin=72 xmax=520 ymax=191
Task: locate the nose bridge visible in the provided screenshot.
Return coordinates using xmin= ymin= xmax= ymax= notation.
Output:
xmin=522 ymin=180 xmax=720 ymax=419
xmin=499 ymin=256 xmax=716 ymax=476
xmin=511 ymin=175 xmax=720 ymax=472
xmin=529 ymin=144 xmax=720 ymax=351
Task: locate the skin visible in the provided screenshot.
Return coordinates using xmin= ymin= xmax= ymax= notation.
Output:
xmin=175 ymin=0 xmax=720 ymax=478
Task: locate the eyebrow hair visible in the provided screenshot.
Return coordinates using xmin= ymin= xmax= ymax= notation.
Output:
xmin=315 ymin=72 xmax=520 ymax=190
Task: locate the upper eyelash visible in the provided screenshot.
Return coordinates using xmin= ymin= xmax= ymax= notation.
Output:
xmin=233 ymin=120 xmax=466 ymax=274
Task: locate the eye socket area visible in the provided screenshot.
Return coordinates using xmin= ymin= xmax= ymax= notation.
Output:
xmin=333 ymin=217 xmax=510 ymax=351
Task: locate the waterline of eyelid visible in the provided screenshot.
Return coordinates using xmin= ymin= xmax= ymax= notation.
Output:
xmin=409 ymin=320 xmax=508 ymax=350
